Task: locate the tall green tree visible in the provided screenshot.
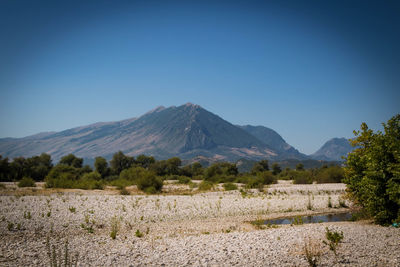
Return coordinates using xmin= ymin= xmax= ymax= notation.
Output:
xmin=344 ymin=114 xmax=400 ymax=225
xmin=0 ymin=156 xmax=11 ymax=181
xmin=251 ymin=159 xmax=269 ymax=174
xmin=296 ymin=163 xmax=304 ymax=171
xmin=271 ymin=163 xmax=282 ymax=175
xmin=59 ymin=154 xmax=83 ymax=168
xmin=110 ymin=151 xmax=135 ymax=175
xmin=94 ymin=156 xmax=108 ymax=178
xmin=136 ymin=154 xmax=155 ymax=169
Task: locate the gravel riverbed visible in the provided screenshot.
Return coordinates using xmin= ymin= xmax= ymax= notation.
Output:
xmin=1 ymin=182 xmax=399 ymax=266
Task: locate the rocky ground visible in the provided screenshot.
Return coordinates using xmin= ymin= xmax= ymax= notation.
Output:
xmin=0 ymin=181 xmax=399 ymax=266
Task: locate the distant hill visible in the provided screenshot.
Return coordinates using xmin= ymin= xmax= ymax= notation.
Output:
xmin=0 ymin=103 xmax=353 ymax=164
xmin=311 ymin=137 xmax=354 ymax=161
xmin=238 ymin=125 xmax=307 ymax=160
xmin=0 ymin=103 xmax=283 ymax=162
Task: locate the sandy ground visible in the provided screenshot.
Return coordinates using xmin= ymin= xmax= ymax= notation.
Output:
xmin=0 ymin=181 xmax=399 ymax=266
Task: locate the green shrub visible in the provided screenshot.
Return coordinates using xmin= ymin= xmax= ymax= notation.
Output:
xmin=18 ymin=177 xmax=36 ymax=187
xmin=135 ymin=229 xmax=143 ymax=238
xmin=315 ymin=166 xmax=344 ymax=183
xmin=136 ymin=172 xmax=163 ymax=193
xmin=223 ymin=182 xmax=238 ymax=191
xmin=45 ymin=165 xmax=80 ymax=188
xmin=245 ymin=178 xmax=264 ymax=190
xmin=323 ymin=227 xmax=344 ymax=256
xmin=110 ymin=178 xmax=132 ymax=190
xmin=76 ymin=175 xmax=104 ymax=190
xmin=198 ymin=181 xmax=214 ymax=191
xmin=120 ymin=166 xmax=147 ymax=182
xmin=344 ymin=115 xmax=400 ymax=225
xmin=257 ymin=171 xmax=277 ymax=185
xmin=291 ymin=171 xmax=313 ymax=184
xmin=110 ymin=216 xmax=120 ymax=240
xmin=177 ymin=176 xmax=191 ymax=184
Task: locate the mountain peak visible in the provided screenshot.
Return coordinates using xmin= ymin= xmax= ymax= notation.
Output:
xmin=145 ymin=105 xmax=166 ymax=115
xmin=183 ymin=102 xmax=201 ymax=108
xmin=311 ymin=137 xmax=353 ymax=161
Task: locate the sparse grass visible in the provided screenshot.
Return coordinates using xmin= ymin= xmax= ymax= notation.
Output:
xmin=338 ymin=197 xmax=347 ymax=208
xmin=304 ymin=237 xmax=322 ymax=267
xmin=323 ymin=227 xmax=344 ymax=257
xmin=110 ymin=216 xmax=120 ymax=239
xmin=46 ymin=237 xmax=79 ymax=267
xmin=307 ymin=195 xmax=313 ymax=210
xmin=135 ymin=229 xmax=143 ymax=238
xmin=24 ymin=211 xmax=32 ymax=219
xmin=7 ymin=222 xmax=14 ymax=231
xmin=292 ymin=216 xmax=304 ymax=225
xmin=198 ymin=181 xmax=214 ymax=191
xmin=223 ymin=182 xmax=238 ymax=191
xmin=69 ymin=207 xmax=76 ymax=213
xmin=119 ymin=188 xmax=130 ymax=195
xmin=327 ymin=196 xmax=332 ymax=208
xmin=251 ymin=219 xmax=266 ymax=229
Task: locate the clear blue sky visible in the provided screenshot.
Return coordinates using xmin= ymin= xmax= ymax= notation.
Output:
xmin=0 ymin=0 xmax=399 ymax=154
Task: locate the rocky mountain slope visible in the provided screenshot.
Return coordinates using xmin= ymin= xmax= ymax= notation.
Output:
xmin=310 ymin=137 xmax=353 ymax=161
xmin=1 ymin=103 xmax=301 ymax=162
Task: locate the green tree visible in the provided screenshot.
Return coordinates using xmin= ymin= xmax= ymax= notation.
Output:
xmin=251 ymin=159 xmax=269 ymax=174
xmin=296 ymin=163 xmax=304 ymax=171
xmin=271 ymin=163 xmax=282 ymax=175
xmin=94 ymin=157 xmax=108 ymax=178
xmin=9 ymin=157 xmax=26 ymax=180
xmin=136 ymin=154 xmax=155 ymax=169
xmin=59 ymin=154 xmax=83 ymax=168
xmin=344 ymin=114 xmax=400 ymax=225
xmin=165 ymin=157 xmax=182 ymax=175
xmin=25 ymin=153 xmax=53 ymax=181
xmin=0 ymin=156 xmax=11 ymax=182
xmin=110 ymin=151 xmax=135 ymax=175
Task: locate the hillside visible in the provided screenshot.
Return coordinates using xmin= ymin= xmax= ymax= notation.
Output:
xmin=311 ymin=137 xmax=353 ymax=161
xmin=0 ymin=103 xmax=281 ymax=162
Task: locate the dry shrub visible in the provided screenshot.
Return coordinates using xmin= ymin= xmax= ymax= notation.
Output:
xmin=303 ymin=237 xmax=323 ymax=267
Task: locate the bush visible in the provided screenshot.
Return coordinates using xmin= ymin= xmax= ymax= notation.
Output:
xmin=136 ymin=172 xmax=163 ymax=193
xmin=257 ymin=171 xmax=277 ymax=185
xmin=45 ymin=165 xmax=80 ymax=188
xmin=290 ymin=171 xmax=313 ymax=184
xmin=120 ymin=166 xmax=147 ymax=182
xmin=77 ymin=178 xmax=104 ymax=190
xmin=315 ymin=166 xmax=344 ymax=183
xmin=177 ymin=176 xmax=191 ymax=184
xmin=344 ymin=115 xmax=400 ymax=225
xmin=18 ymin=177 xmax=36 ymax=187
xmin=245 ymin=177 xmax=264 ymax=190
xmin=45 ymin=172 xmax=76 ymax=188
xmin=110 ymin=178 xmax=132 ymax=190
xmin=198 ymin=181 xmax=214 ymax=191
xmin=223 ymin=182 xmax=238 ymax=191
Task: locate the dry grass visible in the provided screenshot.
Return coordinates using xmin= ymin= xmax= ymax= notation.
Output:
xmin=303 ymin=237 xmax=324 ymax=267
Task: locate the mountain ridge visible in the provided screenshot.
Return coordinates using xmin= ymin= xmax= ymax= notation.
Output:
xmin=310 ymin=137 xmax=353 ymax=161
xmin=0 ymin=103 xmax=351 ymax=163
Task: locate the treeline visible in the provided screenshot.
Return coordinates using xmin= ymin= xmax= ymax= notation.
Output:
xmin=0 ymin=152 xmax=344 ymax=193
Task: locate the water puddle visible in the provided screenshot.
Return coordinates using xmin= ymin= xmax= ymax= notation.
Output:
xmin=261 ymin=212 xmax=353 ymax=225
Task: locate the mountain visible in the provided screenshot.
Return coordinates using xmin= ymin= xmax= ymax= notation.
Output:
xmin=238 ymin=125 xmax=307 ymax=160
xmin=311 ymin=137 xmax=353 ymax=161
xmin=0 ymin=103 xmax=286 ymax=162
